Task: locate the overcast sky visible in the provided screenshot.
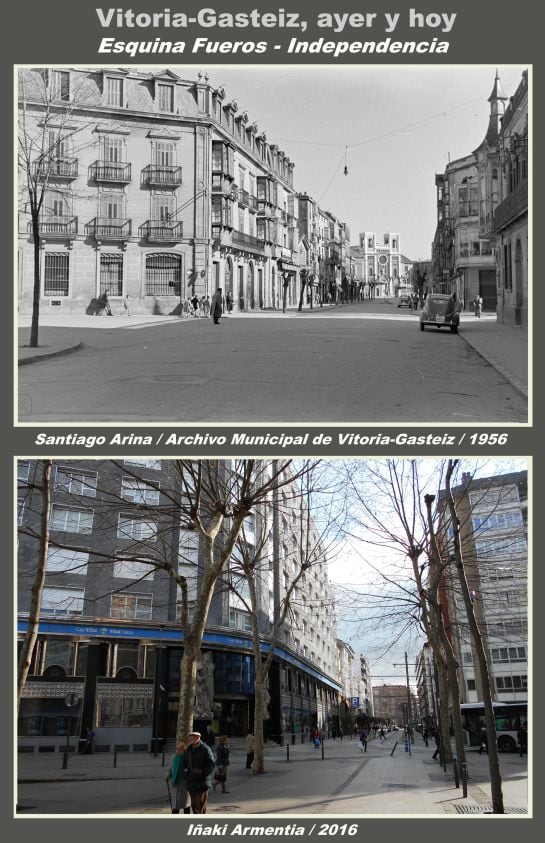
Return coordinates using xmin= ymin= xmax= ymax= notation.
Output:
xmin=183 ymin=65 xmax=526 ymax=261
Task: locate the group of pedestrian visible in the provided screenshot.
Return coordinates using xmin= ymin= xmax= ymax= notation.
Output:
xmin=165 ymin=728 xmax=259 ymax=815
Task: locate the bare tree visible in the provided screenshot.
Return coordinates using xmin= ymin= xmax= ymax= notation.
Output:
xmin=17 ymin=460 xmax=52 ymax=709
xmin=226 ymin=461 xmax=344 ymax=773
xmin=18 ymin=70 xmax=93 ymax=347
xmin=444 ymin=459 xmax=505 ymax=813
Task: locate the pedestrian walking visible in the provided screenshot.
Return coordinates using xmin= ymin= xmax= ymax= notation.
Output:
xmin=225 ymin=290 xmax=234 ymax=314
xmin=211 ymin=288 xmax=224 ymax=325
xmin=358 ymin=729 xmax=368 ymax=752
xmin=379 ymin=726 xmax=386 ymax=742
xmin=478 ymin=725 xmax=488 ymax=755
xmin=184 ymin=730 xmax=216 ymax=814
xmin=473 ymin=294 xmax=483 ymax=318
xmin=422 ymin=727 xmax=429 ymax=747
xmin=517 ymin=723 xmax=527 ymax=757
xmin=191 ymin=294 xmax=200 ymax=317
xmin=204 ymin=724 xmax=216 ymax=748
xmin=213 ymin=735 xmax=230 ymax=794
xmin=123 ymin=294 xmax=131 ymax=317
xmin=312 ymin=728 xmax=321 ymax=748
xmin=83 ymin=725 xmax=96 ymax=754
xmin=165 ymin=739 xmax=191 ymax=814
xmin=245 ymin=732 xmax=255 ymax=770
xmin=99 ymin=291 xmax=113 ymax=316
xmin=203 ymin=295 xmax=211 ymax=318
xmin=432 ymin=727 xmax=441 ymax=761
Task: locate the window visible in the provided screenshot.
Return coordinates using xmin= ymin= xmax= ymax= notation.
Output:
xmin=100 ymin=254 xmax=123 ymax=296
xmin=467 ymin=679 xmax=476 ymax=691
xmin=491 ymin=646 xmax=526 ymax=663
xmin=17 ymin=497 xmax=25 ymax=526
xmin=121 ymin=476 xmax=160 ymax=506
xmin=105 ymin=76 xmax=124 ymax=107
xmin=103 ymin=136 xmax=124 ymax=164
xmin=50 ymin=70 xmax=70 ymax=101
xmin=44 ymin=253 xmax=69 ymax=297
xmin=44 ymin=188 xmax=69 ymax=218
xmin=117 ymin=514 xmax=157 ymax=542
xmin=495 ymin=675 xmax=527 ymax=692
xmin=153 ymin=141 xmax=175 ymax=167
xmin=50 ymin=505 xmax=93 ymax=534
xmin=113 ymin=557 xmax=155 ymax=580
xmin=157 ymin=83 xmax=174 ymax=113
xmin=18 ymin=462 xmax=31 ymax=483
xmin=111 ymin=593 xmax=153 ymax=620
xmin=46 ymin=547 xmax=89 ymax=574
xmin=124 ymin=459 xmax=162 ymax=470
xmin=152 ymin=193 xmax=175 ymax=222
xmin=145 ymin=253 xmax=181 ymax=296
xmin=55 ymin=467 xmax=97 ymax=497
xmin=229 ymin=608 xmax=252 ymax=631
xmin=472 ymin=511 xmax=523 ymax=531
xmin=41 ymin=587 xmax=84 ymax=617
xmin=99 ymin=191 xmax=125 ymax=221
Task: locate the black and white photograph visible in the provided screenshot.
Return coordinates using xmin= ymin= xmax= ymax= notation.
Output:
xmin=17 ymin=65 xmax=529 ymax=424
xmin=16 ymin=457 xmax=529 ymax=816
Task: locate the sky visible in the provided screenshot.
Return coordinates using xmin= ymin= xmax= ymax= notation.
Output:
xmin=180 ymin=65 xmax=526 ymax=261
xmin=321 ymin=457 xmax=529 ymax=690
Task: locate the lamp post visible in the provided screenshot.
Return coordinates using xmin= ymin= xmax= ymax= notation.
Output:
xmin=62 ymin=692 xmax=79 ymax=769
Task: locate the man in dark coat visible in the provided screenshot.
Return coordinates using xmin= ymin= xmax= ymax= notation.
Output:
xmin=183 ymin=731 xmax=216 ymax=814
xmin=211 ymin=288 xmax=224 ymax=325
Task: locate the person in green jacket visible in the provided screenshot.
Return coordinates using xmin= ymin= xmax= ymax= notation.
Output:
xmin=165 ymin=739 xmax=191 ymax=814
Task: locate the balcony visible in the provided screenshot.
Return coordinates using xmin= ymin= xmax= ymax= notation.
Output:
xmin=85 ymin=217 xmax=131 ymax=241
xmin=493 ymin=179 xmax=528 ymax=232
xmin=139 ymin=220 xmax=183 ymax=242
xmin=89 ymin=161 xmax=132 ymax=183
xmin=30 ymin=216 xmax=78 ymax=239
xmin=248 ymin=195 xmax=258 ymax=212
xmin=238 ymin=189 xmax=250 ymax=208
xmin=141 ymin=165 xmax=182 ymax=188
xmin=231 ymin=229 xmax=266 ymax=254
xmin=34 ymin=157 xmax=78 ymax=180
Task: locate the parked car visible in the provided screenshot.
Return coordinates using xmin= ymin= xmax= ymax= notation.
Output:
xmin=419 ymin=294 xmax=460 ymax=333
xmin=397 ymin=294 xmax=412 ymax=308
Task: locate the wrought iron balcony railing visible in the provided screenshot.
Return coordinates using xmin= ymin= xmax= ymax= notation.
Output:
xmin=84 ymin=217 xmax=132 ymax=239
xmin=89 ymin=161 xmax=132 ymax=183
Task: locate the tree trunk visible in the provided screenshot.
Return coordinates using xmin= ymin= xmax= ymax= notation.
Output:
xmin=436 ymin=656 xmax=453 ymax=763
xmin=17 ymin=460 xmax=52 ymax=709
xmin=297 ymin=272 xmax=307 ymax=312
xmin=282 ymin=277 xmax=290 ymax=314
xmin=445 ymin=461 xmax=504 ymax=813
xmin=177 ymin=640 xmax=199 ymax=740
xmin=30 ymin=214 xmax=41 ymax=348
xmin=253 ymin=663 xmax=267 ymax=774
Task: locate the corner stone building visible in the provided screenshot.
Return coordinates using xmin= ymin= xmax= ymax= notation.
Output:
xmin=18 ymin=68 xmax=306 ymax=315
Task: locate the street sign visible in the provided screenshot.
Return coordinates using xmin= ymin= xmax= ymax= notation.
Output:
xmin=351 ymin=696 xmax=360 ymax=707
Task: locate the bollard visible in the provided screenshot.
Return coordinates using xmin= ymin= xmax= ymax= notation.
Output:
xmin=113 ymin=751 xmax=117 ymax=768
xmin=453 ymin=758 xmax=459 ymax=788
xmin=461 ymin=762 xmax=468 ymax=798
xmin=321 ymin=741 xmax=324 ymax=760
xmin=390 ymin=741 xmax=398 ymax=756
xmin=286 ymin=744 xmax=290 ymax=762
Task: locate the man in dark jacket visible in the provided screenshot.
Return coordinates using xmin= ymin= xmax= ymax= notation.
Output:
xmin=184 ymin=731 xmax=216 ymax=814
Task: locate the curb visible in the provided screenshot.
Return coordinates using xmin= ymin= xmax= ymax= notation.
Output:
xmin=18 ymin=342 xmax=82 ymax=366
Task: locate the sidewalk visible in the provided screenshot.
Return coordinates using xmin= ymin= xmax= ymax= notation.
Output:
xmin=16 ymin=734 xmax=529 ymax=816
xmin=457 ymin=315 xmax=529 ymax=399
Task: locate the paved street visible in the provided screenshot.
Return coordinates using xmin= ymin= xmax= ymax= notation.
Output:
xmin=16 ymin=733 xmax=528 ymax=816
xmin=18 ymin=301 xmax=527 ymax=423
